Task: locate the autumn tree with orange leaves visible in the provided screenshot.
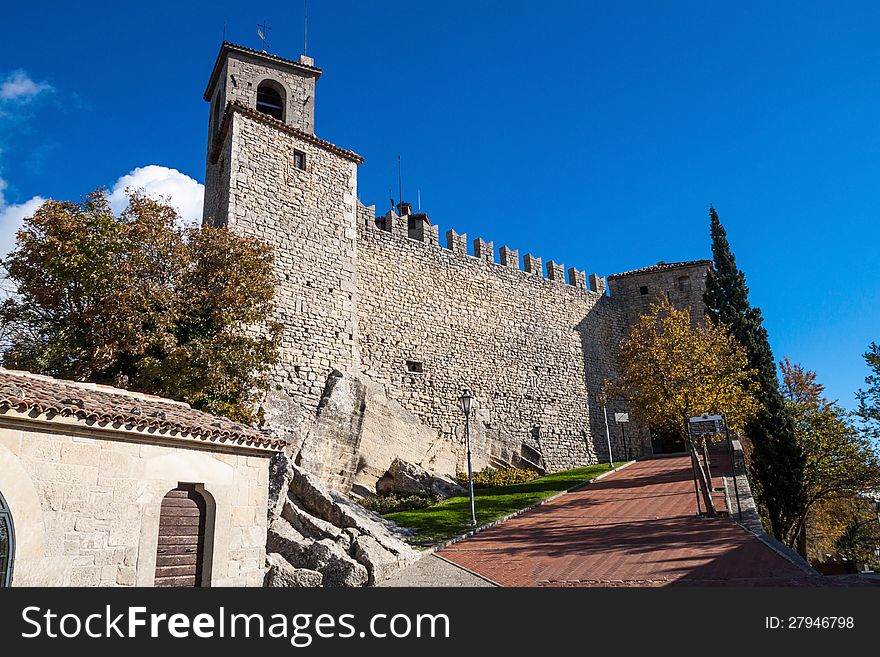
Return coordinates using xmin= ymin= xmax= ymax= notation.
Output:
xmin=0 ymin=189 xmax=280 ymax=423
xmin=606 ymin=299 xmax=760 ymax=512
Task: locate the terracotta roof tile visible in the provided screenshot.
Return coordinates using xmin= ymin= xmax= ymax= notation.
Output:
xmin=0 ymin=368 xmax=284 ymax=451
xmin=608 ymin=259 xmax=712 ymax=281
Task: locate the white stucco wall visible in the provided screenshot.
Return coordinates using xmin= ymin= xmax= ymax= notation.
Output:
xmin=0 ymin=418 xmax=272 ymax=587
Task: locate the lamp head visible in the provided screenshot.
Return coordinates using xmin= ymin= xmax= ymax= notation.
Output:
xmin=458 ymin=388 xmax=474 ymax=416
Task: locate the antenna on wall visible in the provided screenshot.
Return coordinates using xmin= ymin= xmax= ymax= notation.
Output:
xmin=418 ymin=189 xmax=421 ymax=212
xmin=303 ymin=0 xmax=309 ymax=55
xmin=397 ymin=155 xmax=403 ymax=206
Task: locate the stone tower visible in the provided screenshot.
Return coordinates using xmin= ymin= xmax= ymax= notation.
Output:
xmin=607 ymin=260 xmax=712 ymax=327
xmin=201 ymin=42 xmax=364 ymax=443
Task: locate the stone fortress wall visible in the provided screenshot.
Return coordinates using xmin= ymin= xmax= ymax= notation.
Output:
xmin=356 ymin=205 xmax=627 ymax=474
xmin=201 ymin=43 xmax=711 ymax=492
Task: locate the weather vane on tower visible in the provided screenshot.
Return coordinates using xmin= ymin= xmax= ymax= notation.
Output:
xmin=257 ymin=21 xmax=272 ymax=52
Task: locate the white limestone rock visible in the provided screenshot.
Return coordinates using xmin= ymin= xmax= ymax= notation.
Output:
xmin=265 ymin=552 xmax=323 ymax=587
xmin=376 ymin=457 xmax=466 ymax=498
xmin=282 ymin=495 xmax=344 ymax=541
xmin=351 ymin=534 xmax=406 ymax=585
xmin=302 ymin=539 xmax=368 ymax=587
xmin=266 ymin=516 xmax=312 ymax=565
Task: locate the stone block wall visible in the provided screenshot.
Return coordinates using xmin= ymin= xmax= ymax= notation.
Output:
xmin=223 ymin=112 xmax=361 ymax=442
xmin=355 ymin=217 xmax=628 ymax=472
xmin=203 ymin=114 xmax=234 ymax=227
xmin=0 ymin=422 xmax=270 ymax=587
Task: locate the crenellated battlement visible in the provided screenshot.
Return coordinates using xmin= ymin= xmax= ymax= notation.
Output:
xmin=362 ymin=204 xmax=608 ymax=297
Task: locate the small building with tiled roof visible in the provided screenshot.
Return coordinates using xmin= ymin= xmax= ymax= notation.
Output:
xmin=608 ymin=259 xmax=712 ymax=281
xmin=0 ymin=368 xmax=281 ymax=587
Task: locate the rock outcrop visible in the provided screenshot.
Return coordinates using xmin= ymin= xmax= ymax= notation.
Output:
xmin=293 ymin=370 xmax=461 ymax=494
xmin=264 ymin=451 xmax=419 ymax=587
xmin=376 ymin=457 xmax=466 ymax=498
xmin=264 ymin=552 xmax=324 ymax=587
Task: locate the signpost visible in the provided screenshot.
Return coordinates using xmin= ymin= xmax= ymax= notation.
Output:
xmin=614 ymin=413 xmax=630 ymax=460
xmin=688 ymin=414 xmax=723 ymax=436
xmin=686 ymin=414 xmax=721 ymax=517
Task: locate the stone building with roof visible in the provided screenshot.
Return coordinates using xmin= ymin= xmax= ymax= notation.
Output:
xmin=0 ymin=368 xmax=282 ymax=587
xmin=198 ymin=42 xmax=712 ymax=493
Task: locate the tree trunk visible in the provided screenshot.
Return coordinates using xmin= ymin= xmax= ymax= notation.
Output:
xmin=796 ymin=526 xmax=807 ymax=558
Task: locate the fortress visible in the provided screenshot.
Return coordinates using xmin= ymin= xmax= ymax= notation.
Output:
xmin=201 ymin=43 xmax=711 ymax=493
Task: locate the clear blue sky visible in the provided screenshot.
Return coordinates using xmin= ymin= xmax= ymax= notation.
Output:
xmin=1 ymin=1 xmax=878 ymax=408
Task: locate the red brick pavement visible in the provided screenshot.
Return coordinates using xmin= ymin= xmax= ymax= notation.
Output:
xmin=438 ymin=455 xmax=822 ymax=587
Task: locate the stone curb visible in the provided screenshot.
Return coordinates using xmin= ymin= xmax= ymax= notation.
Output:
xmin=431 ymin=554 xmax=503 ymax=587
xmin=721 ymin=473 xmax=817 ymax=576
xmin=424 ymin=460 xmax=636 ymax=554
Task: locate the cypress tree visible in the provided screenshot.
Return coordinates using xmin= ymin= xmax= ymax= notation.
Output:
xmin=704 ymin=207 xmax=807 ymax=550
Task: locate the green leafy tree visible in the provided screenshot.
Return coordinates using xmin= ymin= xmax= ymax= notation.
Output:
xmin=835 ymin=511 xmax=880 ymax=565
xmin=703 ymin=206 xmax=807 ymax=550
xmin=808 ymin=495 xmax=880 ymax=566
xmin=780 ymin=358 xmax=880 ymax=553
xmin=606 ymin=299 xmax=760 ymax=512
xmin=856 ymin=342 xmax=880 ymax=442
xmin=1 ymin=189 xmax=280 ymax=422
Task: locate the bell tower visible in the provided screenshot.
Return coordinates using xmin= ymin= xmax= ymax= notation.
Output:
xmin=203 ymin=41 xmax=321 ymax=143
xmin=200 ymin=42 xmax=364 ymax=443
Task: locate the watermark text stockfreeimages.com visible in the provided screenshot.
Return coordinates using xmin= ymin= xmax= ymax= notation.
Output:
xmin=21 ymin=605 xmax=450 ymax=647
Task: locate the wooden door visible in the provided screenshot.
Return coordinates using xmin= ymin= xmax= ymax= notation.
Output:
xmin=154 ymin=485 xmax=206 ymax=587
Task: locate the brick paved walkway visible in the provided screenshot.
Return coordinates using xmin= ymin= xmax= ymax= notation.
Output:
xmin=437 ymin=455 xmax=816 ymax=587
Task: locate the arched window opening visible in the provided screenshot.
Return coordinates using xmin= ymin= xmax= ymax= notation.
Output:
xmin=155 ymin=484 xmax=208 ymax=587
xmin=212 ymin=81 xmax=226 ymax=142
xmin=0 ymin=491 xmax=14 ymax=587
xmin=256 ymin=81 xmax=285 ymax=121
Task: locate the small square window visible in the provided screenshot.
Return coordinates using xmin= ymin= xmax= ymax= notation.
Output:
xmin=406 ymin=360 xmax=424 ymax=374
xmin=639 ymin=285 xmax=649 ymax=295
xmin=293 ymin=150 xmax=306 ymax=170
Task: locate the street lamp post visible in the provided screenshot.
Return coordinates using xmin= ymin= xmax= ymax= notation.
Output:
xmin=458 ymin=388 xmax=477 ymax=526
xmin=602 ymin=403 xmax=614 ymax=468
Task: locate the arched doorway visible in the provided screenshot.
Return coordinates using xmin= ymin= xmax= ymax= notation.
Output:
xmin=0 ymin=490 xmax=14 ymax=587
xmin=154 ymin=484 xmax=207 ymax=587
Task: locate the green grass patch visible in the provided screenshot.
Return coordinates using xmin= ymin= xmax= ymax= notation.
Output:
xmin=384 ymin=462 xmax=625 ymax=545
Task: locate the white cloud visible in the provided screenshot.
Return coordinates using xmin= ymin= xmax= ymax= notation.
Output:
xmin=0 ymin=179 xmax=45 ymax=263
xmin=108 ymin=165 xmax=204 ymax=225
xmin=1 ymin=165 xmax=204 ymax=266
xmin=0 ymin=70 xmax=53 ymax=103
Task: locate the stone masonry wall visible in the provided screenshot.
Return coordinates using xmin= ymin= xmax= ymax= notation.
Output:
xmin=609 ymin=262 xmax=711 ymax=328
xmin=355 ymin=212 xmax=628 ymax=472
xmin=223 ymin=112 xmax=361 ymax=442
xmin=203 ymin=111 xmax=233 ymax=227
xmin=0 ymin=422 xmax=269 ymax=587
